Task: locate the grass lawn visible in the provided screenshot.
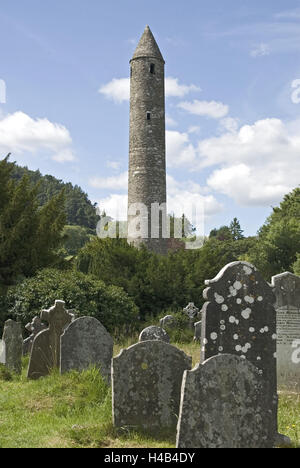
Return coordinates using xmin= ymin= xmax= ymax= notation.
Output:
xmin=0 ymin=343 xmax=299 ymax=448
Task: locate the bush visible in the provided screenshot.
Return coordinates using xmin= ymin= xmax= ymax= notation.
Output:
xmin=5 ymin=268 xmax=139 ymax=334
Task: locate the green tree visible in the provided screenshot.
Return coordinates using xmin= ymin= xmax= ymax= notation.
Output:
xmin=248 ymin=188 xmax=300 ymax=279
xmin=229 ymin=217 xmax=244 ymax=240
xmin=0 ymin=156 xmax=66 ymax=287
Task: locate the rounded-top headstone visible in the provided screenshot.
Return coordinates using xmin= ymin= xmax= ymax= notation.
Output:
xmin=139 ymin=326 xmax=170 ymax=343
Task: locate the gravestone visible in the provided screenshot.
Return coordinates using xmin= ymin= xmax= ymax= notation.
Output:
xmin=201 ymin=261 xmax=278 ymax=440
xmin=27 ymin=300 xmax=73 ymax=380
xmin=23 ymin=316 xmax=47 ymax=356
xmin=159 ymin=315 xmax=175 ymax=329
xmin=0 ymin=339 xmax=6 ymax=364
xmin=272 ymin=272 xmax=300 ymax=391
xmin=2 ymin=320 xmax=23 ymax=374
xmin=139 ymin=326 xmax=170 ymax=343
xmin=183 ymin=303 xmax=200 ymax=329
xmin=194 ymin=321 xmax=202 ymax=342
xmin=60 ymin=316 xmax=113 ymax=382
xmin=112 ymin=341 xmax=192 ymax=429
xmin=176 ymin=354 xmax=274 ymax=448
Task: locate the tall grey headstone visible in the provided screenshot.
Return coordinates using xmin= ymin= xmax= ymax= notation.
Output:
xmin=272 ymin=272 xmax=300 ymax=391
xmin=2 ymin=320 xmax=23 ymax=374
xmin=27 ymin=300 xmax=73 ymax=380
xmin=60 ymin=316 xmax=113 ymax=382
xmin=177 ymin=354 xmax=274 ymax=448
xmin=23 ymin=316 xmax=47 ymax=356
xmin=201 ymin=261 xmax=278 ymax=440
xmin=112 ymin=341 xmax=192 ymax=429
xmin=139 ymin=326 xmax=169 ymax=343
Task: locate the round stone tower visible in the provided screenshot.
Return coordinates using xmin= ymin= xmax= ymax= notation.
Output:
xmin=127 ymin=26 xmax=168 ymax=255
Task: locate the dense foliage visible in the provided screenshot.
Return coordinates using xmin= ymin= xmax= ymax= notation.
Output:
xmin=0 ymin=156 xmax=66 ymax=287
xmin=11 ymin=164 xmax=99 ymax=229
xmin=4 ymin=268 xmax=139 ymax=333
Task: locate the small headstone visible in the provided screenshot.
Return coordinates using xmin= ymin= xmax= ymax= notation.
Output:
xmin=159 ymin=315 xmax=175 ymax=329
xmin=139 ymin=326 xmax=170 ymax=343
xmin=193 ymin=321 xmax=201 ymax=342
xmin=272 ymin=272 xmax=300 ymax=391
xmin=201 ymin=261 xmax=278 ymax=439
xmin=23 ymin=316 xmax=47 ymax=356
xmin=27 ymin=300 xmax=73 ymax=380
xmin=112 ymin=341 xmax=192 ymax=429
xmin=183 ymin=303 xmax=199 ymax=320
xmin=0 ymin=339 xmax=6 ymax=364
xmin=176 ymin=354 xmax=274 ymax=448
xmin=2 ymin=320 xmax=23 ymax=374
xmin=60 ymin=316 xmax=113 ymax=382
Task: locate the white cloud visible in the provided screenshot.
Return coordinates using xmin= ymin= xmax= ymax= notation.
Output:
xmin=99 ymin=78 xmax=130 ymax=103
xmin=219 ymin=117 xmax=239 ymax=133
xmin=165 ymin=77 xmax=200 ymax=97
xmin=250 ymin=43 xmax=271 ymax=58
xmin=0 ymin=111 xmax=75 ymax=162
xmin=198 ymin=117 xmax=300 ymax=206
xmin=178 ymin=100 xmax=229 ymax=119
xmin=89 ymin=171 xmax=128 ymax=191
xmin=106 ymin=160 xmax=123 ymax=170
xmin=99 ymin=77 xmax=200 ymax=103
xmin=166 ymin=130 xmax=197 ymax=167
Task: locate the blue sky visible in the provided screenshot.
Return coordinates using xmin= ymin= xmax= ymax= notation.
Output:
xmin=0 ymin=0 xmax=299 ymax=235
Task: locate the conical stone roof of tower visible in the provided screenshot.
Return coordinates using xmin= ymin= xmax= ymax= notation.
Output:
xmin=131 ymin=25 xmax=165 ymax=63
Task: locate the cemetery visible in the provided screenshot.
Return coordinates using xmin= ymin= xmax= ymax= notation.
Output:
xmin=0 ymin=6 xmax=299 ymax=451
xmin=0 ymin=260 xmax=299 ymax=448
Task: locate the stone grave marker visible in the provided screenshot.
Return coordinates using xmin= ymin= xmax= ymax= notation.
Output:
xmin=23 ymin=316 xmax=47 ymax=356
xmin=112 ymin=340 xmax=192 ymax=429
xmin=139 ymin=326 xmax=170 ymax=343
xmin=183 ymin=303 xmax=200 ymax=329
xmin=60 ymin=316 xmax=113 ymax=382
xmin=27 ymin=300 xmax=73 ymax=380
xmin=200 ymin=261 xmax=278 ymax=439
xmin=193 ymin=321 xmax=201 ymax=342
xmin=176 ymin=354 xmax=274 ymax=448
xmin=0 ymin=339 xmax=6 ymax=364
xmin=272 ymin=272 xmax=300 ymax=391
xmin=159 ymin=315 xmax=175 ymax=329
xmin=2 ymin=320 xmax=23 ymax=374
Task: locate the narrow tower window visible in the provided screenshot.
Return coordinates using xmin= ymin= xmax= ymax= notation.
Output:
xmin=146 ymin=112 xmax=151 ymax=120
xmin=150 ymin=63 xmax=155 ymax=74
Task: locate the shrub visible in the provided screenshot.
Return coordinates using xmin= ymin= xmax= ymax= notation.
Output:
xmin=5 ymin=268 xmax=139 ymax=334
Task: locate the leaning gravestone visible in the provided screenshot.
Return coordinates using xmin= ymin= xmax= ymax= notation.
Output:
xmin=60 ymin=316 xmax=113 ymax=382
xmin=23 ymin=316 xmax=47 ymax=356
xmin=159 ymin=315 xmax=175 ymax=329
xmin=201 ymin=261 xmax=278 ymax=440
xmin=2 ymin=320 xmax=23 ymax=374
xmin=27 ymin=300 xmax=73 ymax=380
xmin=176 ymin=354 xmax=274 ymax=448
xmin=139 ymin=326 xmax=170 ymax=343
xmin=112 ymin=341 xmax=192 ymax=429
xmin=272 ymin=272 xmax=300 ymax=391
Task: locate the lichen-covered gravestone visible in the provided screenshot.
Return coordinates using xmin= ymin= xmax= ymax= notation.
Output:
xmin=27 ymin=300 xmax=73 ymax=380
xmin=60 ymin=316 xmax=113 ymax=382
xmin=112 ymin=341 xmax=192 ymax=429
xmin=139 ymin=326 xmax=170 ymax=343
xmin=176 ymin=354 xmax=274 ymax=448
xmin=193 ymin=321 xmax=201 ymax=342
xmin=272 ymin=272 xmax=300 ymax=391
xmin=23 ymin=316 xmax=47 ymax=356
xmin=200 ymin=261 xmax=278 ymax=440
xmin=2 ymin=320 xmax=23 ymax=374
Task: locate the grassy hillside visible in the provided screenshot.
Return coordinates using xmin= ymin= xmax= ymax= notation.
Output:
xmin=0 ymin=341 xmax=299 ymax=449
